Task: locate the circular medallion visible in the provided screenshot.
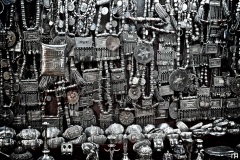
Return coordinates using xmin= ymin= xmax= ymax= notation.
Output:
xmin=1 ymin=59 xmax=8 ymax=68
xmin=0 ymin=108 xmax=14 ymax=126
xmin=7 ymin=31 xmax=16 ymax=48
xmin=46 ymin=95 xmax=52 ymax=102
xmin=68 ymin=16 xmax=76 ymax=26
xmin=53 ymin=35 xmax=74 ymax=54
xmin=169 ymin=101 xmax=178 ymax=119
xmin=134 ymin=43 xmax=154 ymax=64
xmin=119 ymin=111 xmax=134 ymax=126
xmin=128 ymin=87 xmax=141 ymax=100
xmin=58 ymin=20 xmax=64 ymax=29
xmin=80 ymin=2 xmax=88 ymax=12
xmin=68 ymin=2 xmax=75 ymax=12
xmin=112 ymin=20 xmax=118 ymax=28
xmin=117 ymin=1 xmax=123 ymax=6
xmin=3 ymin=71 xmax=10 ymax=80
xmin=140 ymin=78 xmax=146 ymax=86
xmin=90 ymin=23 xmax=96 ymax=31
xmin=106 ymin=36 xmax=120 ymax=51
xmin=230 ymin=77 xmax=240 ymax=95
xmin=105 ymin=22 xmax=110 ymax=30
xmin=101 ymin=7 xmax=109 ymax=15
xmin=67 ymin=91 xmax=79 ymax=105
xmin=169 ymin=69 xmax=189 ymax=91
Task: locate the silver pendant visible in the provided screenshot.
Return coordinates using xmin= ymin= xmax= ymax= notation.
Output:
xmin=74 ymin=36 xmax=93 ymax=62
xmin=67 ymin=90 xmax=79 ymax=105
xmin=134 ymin=43 xmax=154 ymax=64
xmin=6 ymin=31 xmax=16 ymax=48
xmin=95 ymin=37 xmax=120 ymax=61
xmin=111 ymin=68 xmax=126 ymax=95
xmin=122 ymin=31 xmax=137 ymax=55
xmin=135 ymin=108 xmax=154 ymax=127
xmin=106 ymin=36 xmax=120 ymax=51
xmin=20 ymin=79 xmax=39 ymax=106
xmin=119 ymin=110 xmax=134 ymax=126
xmin=99 ymin=113 xmax=113 ymax=130
xmin=23 ymin=31 xmax=40 ymax=54
xmin=128 ymin=87 xmax=141 ymax=100
xmin=53 ymin=35 xmax=74 ymax=54
xmin=169 ymin=69 xmax=189 ymax=91
xmin=81 ymin=107 xmax=97 ymax=128
xmin=27 ymin=110 xmax=42 ymax=128
xmin=41 ymin=43 xmax=66 ymax=76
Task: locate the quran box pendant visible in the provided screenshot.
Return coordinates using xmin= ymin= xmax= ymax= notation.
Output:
xmin=41 ymin=43 xmax=66 ymax=76
xmin=111 ymin=68 xmax=126 ymax=95
xmin=20 ymin=79 xmax=39 ymax=107
xmin=74 ymin=36 xmax=94 ymax=62
xmin=23 ymin=31 xmax=40 ymax=54
xmin=121 ymin=31 xmax=138 ymax=55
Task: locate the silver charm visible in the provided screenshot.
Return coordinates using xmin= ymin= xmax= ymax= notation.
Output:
xmin=128 ymin=87 xmax=141 ymax=100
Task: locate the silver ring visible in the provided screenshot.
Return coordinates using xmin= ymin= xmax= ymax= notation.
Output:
xmin=0 ymin=1 xmax=4 ymax=15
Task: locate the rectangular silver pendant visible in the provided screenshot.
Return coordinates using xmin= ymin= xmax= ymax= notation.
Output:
xmin=75 ymin=37 xmax=93 ymax=48
xmin=211 ymin=99 xmax=222 ymax=108
xmin=209 ymin=58 xmax=221 ymax=68
xmin=159 ymin=85 xmax=174 ymax=96
xmin=204 ymin=43 xmax=218 ymax=54
xmin=180 ymin=99 xmax=198 ymax=109
xmin=23 ymin=31 xmax=40 ymax=41
xmin=213 ymin=76 xmax=225 ymax=86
